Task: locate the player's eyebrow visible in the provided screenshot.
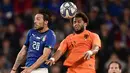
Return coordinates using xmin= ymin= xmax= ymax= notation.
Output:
xmin=76 ymin=19 xmax=82 ymax=22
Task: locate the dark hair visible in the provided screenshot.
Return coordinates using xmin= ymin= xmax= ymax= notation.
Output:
xmin=38 ymin=9 xmax=51 ymax=22
xmin=108 ymin=61 xmax=122 ymax=69
xmin=72 ymin=12 xmax=89 ymax=23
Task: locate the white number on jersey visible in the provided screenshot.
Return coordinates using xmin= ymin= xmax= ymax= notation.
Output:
xmin=32 ymin=41 xmax=40 ymax=51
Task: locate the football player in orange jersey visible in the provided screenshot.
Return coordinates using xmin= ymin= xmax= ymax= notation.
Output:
xmin=46 ymin=12 xmax=101 ymax=73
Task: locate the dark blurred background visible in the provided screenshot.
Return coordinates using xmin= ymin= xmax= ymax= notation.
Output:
xmin=0 ymin=0 xmax=130 ymax=73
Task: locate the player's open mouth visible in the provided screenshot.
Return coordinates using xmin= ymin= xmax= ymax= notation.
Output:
xmin=75 ymin=26 xmax=80 ymax=30
xmin=74 ymin=27 xmax=78 ymax=30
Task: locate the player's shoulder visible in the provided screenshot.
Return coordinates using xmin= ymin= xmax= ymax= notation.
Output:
xmin=26 ymin=29 xmax=36 ymax=36
xmin=87 ymin=30 xmax=99 ymax=38
xmin=28 ymin=29 xmax=37 ymax=33
xmin=48 ymin=29 xmax=55 ymax=34
xmin=47 ymin=29 xmax=56 ymax=35
xmin=65 ymin=33 xmax=74 ymax=40
xmin=46 ymin=29 xmax=56 ymax=38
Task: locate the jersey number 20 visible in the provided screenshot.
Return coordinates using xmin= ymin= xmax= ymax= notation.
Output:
xmin=32 ymin=41 xmax=40 ymax=51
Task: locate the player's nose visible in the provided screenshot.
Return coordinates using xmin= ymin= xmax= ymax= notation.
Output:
xmin=34 ymin=20 xmax=37 ymax=24
xmin=74 ymin=22 xmax=78 ymax=26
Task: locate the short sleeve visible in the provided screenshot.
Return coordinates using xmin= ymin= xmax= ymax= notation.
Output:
xmin=45 ymin=32 xmax=56 ymax=49
xmin=24 ymin=30 xmax=31 ymax=47
xmin=58 ymin=38 xmax=68 ymax=54
xmin=92 ymin=33 xmax=101 ymax=48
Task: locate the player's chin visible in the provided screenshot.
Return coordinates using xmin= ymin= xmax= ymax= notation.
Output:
xmin=34 ymin=24 xmax=40 ymax=28
xmin=35 ymin=27 xmax=44 ymax=30
xmin=74 ymin=28 xmax=81 ymax=31
xmin=34 ymin=26 xmax=37 ymax=29
xmin=34 ymin=26 xmax=39 ymax=30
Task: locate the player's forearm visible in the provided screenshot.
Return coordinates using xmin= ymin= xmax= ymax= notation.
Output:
xmin=29 ymin=48 xmax=51 ymax=70
xmin=52 ymin=50 xmax=63 ymax=62
xmin=12 ymin=45 xmax=27 ymax=70
xmin=12 ymin=51 xmax=26 ymax=70
xmin=29 ymin=55 xmax=49 ymax=70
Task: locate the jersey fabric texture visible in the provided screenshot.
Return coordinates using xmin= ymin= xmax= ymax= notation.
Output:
xmin=58 ymin=30 xmax=101 ymax=73
xmin=24 ymin=29 xmax=56 ymax=68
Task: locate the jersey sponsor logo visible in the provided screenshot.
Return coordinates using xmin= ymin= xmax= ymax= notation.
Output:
xmin=36 ymin=37 xmax=41 ymax=39
xmin=32 ymin=34 xmax=42 ymax=40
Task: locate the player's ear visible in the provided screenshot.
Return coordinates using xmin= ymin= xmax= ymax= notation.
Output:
xmin=45 ymin=20 xmax=48 ymax=25
xmin=84 ymin=23 xmax=87 ymax=27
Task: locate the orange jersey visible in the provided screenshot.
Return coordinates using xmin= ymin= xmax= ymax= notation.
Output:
xmin=58 ymin=30 xmax=101 ymax=70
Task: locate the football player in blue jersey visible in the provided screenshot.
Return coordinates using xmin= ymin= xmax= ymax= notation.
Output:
xmin=10 ymin=9 xmax=56 ymax=73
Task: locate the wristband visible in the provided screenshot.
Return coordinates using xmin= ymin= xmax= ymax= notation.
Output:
xmin=87 ymin=50 xmax=93 ymax=55
xmin=50 ymin=57 xmax=55 ymax=62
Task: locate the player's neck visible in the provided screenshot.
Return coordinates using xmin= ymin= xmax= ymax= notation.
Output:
xmin=38 ymin=27 xmax=49 ymax=33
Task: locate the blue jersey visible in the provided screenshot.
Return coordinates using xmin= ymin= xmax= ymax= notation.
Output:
xmin=24 ymin=29 xmax=56 ymax=68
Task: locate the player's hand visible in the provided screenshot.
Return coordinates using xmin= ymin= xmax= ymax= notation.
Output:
xmin=21 ymin=67 xmax=32 ymax=73
xmin=45 ymin=58 xmax=55 ymax=66
xmin=10 ymin=70 xmax=16 ymax=73
xmin=83 ymin=50 xmax=93 ymax=60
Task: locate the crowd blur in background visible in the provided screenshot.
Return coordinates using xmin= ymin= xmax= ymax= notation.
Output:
xmin=0 ymin=0 xmax=130 ymax=73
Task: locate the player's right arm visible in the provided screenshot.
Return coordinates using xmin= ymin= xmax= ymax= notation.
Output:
xmin=46 ymin=38 xmax=68 ymax=66
xmin=10 ymin=30 xmax=31 ymax=73
xmin=10 ymin=45 xmax=27 ymax=73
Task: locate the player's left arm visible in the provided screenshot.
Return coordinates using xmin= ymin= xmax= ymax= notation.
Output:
xmin=21 ymin=47 xmax=52 ymax=73
xmin=29 ymin=47 xmax=52 ymax=69
xmin=84 ymin=33 xmax=101 ymax=60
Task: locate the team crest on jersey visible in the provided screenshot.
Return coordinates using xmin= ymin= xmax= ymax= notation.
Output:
xmin=42 ymin=35 xmax=46 ymax=42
